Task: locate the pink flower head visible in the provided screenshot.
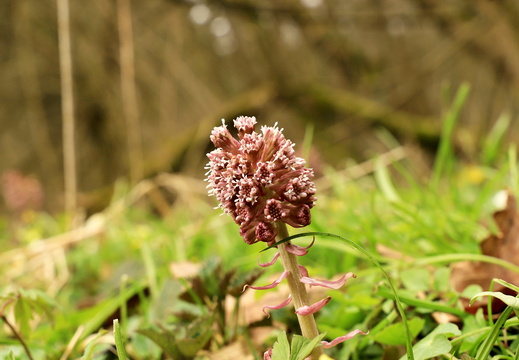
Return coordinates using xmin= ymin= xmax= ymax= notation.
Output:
xmin=206 ymin=117 xmax=316 ymax=244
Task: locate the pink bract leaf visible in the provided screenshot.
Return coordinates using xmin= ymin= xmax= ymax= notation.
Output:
xmin=285 ymin=237 xmax=315 ymax=256
xmin=243 ymin=270 xmax=290 ymax=291
xmin=262 ymin=295 xmax=292 ymax=318
xmin=258 ymin=252 xmax=280 ymax=267
xmin=300 ymin=272 xmax=356 ymax=289
xmin=295 ymin=296 xmax=331 ymax=315
xmin=321 ymin=329 xmax=368 ymax=349
xmin=298 ymin=265 xmax=309 ymax=278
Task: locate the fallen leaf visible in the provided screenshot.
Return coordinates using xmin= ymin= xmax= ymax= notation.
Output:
xmin=450 ymin=191 xmax=519 ymax=314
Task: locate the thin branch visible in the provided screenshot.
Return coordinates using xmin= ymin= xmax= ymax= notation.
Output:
xmin=56 ymin=0 xmax=77 ymax=217
xmin=117 ymin=0 xmax=144 ymax=185
xmin=0 ymin=306 xmax=34 ymax=360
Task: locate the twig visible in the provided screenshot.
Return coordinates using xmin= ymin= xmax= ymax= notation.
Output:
xmin=56 ymin=0 xmax=77 ymax=218
xmin=0 ymin=298 xmax=34 ymax=360
xmin=117 ymin=0 xmax=144 ymax=185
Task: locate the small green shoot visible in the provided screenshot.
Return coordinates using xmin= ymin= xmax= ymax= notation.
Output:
xmin=271 ymin=331 xmax=327 ymax=360
xmin=113 ymin=319 xmax=128 ymax=360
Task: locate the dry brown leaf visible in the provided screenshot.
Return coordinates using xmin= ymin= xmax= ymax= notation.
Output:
xmin=450 ymin=191 xmax=519 ymax=314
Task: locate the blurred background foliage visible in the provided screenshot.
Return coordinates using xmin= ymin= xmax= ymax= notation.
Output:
xmin=1 ymin=0 xmax=519 ymax=214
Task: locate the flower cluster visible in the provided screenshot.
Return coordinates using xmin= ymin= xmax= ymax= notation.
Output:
xmin=206 ymin=117 xmax=366 ymax=359
xmin=205 ymin=116 xmax=316 ymax=245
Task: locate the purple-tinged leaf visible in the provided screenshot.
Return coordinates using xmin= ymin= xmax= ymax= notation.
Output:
xmin=295 ymin=296 xmax=331 ymax=315
xmin=243 ymin=271 xmax=290 ymax=291
xmin=300 ymin=272 xmax=356 ymax=289
xmin=262 ymin=295 xmax=292 ymax=318
xmin=321 ymin=329 xmax=368 ymax=348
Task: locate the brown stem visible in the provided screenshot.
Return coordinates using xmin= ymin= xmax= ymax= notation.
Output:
xmin=275 ymin=222 xmax=324 ymax=359
xmin=1 ymin=314 xmax=34 ymax=360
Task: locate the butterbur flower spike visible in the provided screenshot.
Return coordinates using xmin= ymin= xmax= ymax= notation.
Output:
xmin=206 ymin=116 xmax=316 ymax=245
xmin=206 ymin=117 xmax=366 ymax=359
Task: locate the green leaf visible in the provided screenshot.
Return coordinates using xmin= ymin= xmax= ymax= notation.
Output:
xmin=6 ymin=351 xmax=16 ymax=360
xmin=492 ymin=278 xmax=519 ymax=294
xmin=176 ymin=315 xmax=214 ymax=357
xmin=401 ymin=268 xmax=430 ymax=293
xmin=400 ymin=323 xmax=461 ymax=360
xmin=137 ymin=327 xmax=181 ymax=359
xmin=291 ymin=333 xmax=327 ymax=360
xmin=272 ymin=331 xmax=290 ymax=360
xmin=413 ymin=334 xmax=452 ymax=360
xmin=19 ymin=288 xmax=58 ymax=322
xmin=14 ymin=297 xmax=31 ymax=337
xmin=470 ymin=291 xmax=519 ymax=308
xmin=374 ymin=318 xmax=424 ymax=345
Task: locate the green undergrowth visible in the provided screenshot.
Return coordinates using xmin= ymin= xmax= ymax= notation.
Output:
xmin=1 ymin=90 xmax=519 ymax=359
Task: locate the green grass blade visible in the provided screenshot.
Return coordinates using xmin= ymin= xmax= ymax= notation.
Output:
xmin=263 ymin=231 xmax=415 ymax=360
xmin=432 ymin=83 xmax=470 ymax=189
xmin=481 ymin=112 xmax=511 ymax=165
xmin=113 ymin=319 xmax=128 ymax=360
xmin=475 ymin=305 xmax=514 ymax=360
xmin=81 ymin=330 xmax=107 ymax=360
xmin=375 ymin=157 xmax=401 ymax=202
xmin=376 ymin=287 xmax=466 ymax=318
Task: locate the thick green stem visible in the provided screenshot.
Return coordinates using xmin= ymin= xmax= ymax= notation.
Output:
xmin=276 ymin=222 xmax=324 ymax=359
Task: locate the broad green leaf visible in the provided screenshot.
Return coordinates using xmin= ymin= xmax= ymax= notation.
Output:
xmin=401 ymin=268 xmax=430 ymax=293
xmin=413 ymin=334 xmax=452 ymax=360
xmin=272 ymin=331 xmax=290 ymax=360
xmin=374 ymin=318 xmax=424 ymax=345
xmin=400 ymin=323 xmax=461 ymax=360
xmin=292 ymin=333 xmax=327 ymax=360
